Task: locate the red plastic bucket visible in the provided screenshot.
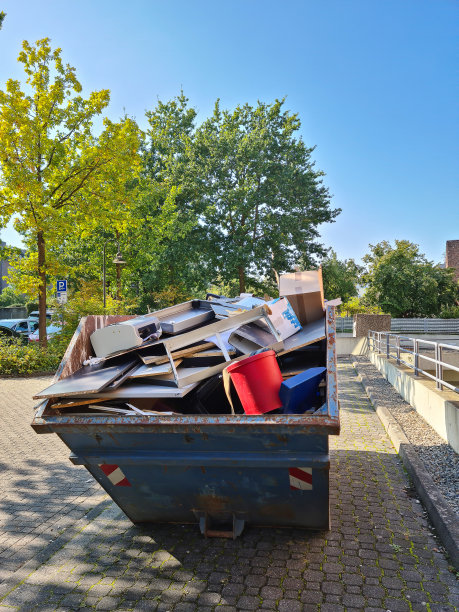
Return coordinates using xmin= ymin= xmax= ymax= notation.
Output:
xmin=226 ymin=350 xmax=283 ymax=414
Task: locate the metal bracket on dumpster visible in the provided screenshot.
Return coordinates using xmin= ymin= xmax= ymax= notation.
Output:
xmin=198 ymin=513 xmax=245 ymax=539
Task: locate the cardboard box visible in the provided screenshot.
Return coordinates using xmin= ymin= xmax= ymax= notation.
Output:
xmin=264 ymin=297 xmax=302 ymax=340
xmin=279 ymin=269 xmax=325 ymax=325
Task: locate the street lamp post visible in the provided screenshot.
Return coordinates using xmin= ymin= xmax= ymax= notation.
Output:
xmin=113 ymin=245 xmax=127 ymax=301
xmin=102 ymin=240 xmax=126 ymax=310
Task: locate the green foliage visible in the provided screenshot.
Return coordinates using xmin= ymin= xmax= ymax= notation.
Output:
xmin=26 ymin=301 xmax=39 ymax=315
xmin=140 ymin=95 xmax=339 ymax=298
xmin=321 ymin=250 xmax=362 ymax=302
xmin=340 ymin=296 xmax=384 ymax=316
xmin=439 ymin=304 xmax=459 ymax=319
xmin=0 ymin=286 xmax=26 ymax=307
xmin=0 ymin=11 xmax=5 ymax=30
xmin=0 ymin=38 xmax=141 ymax=343
xmin=187 ymin=98 xmax=339 ymax=293
xmin=52 ymin=280 xmax=139 ymax=347
xmin=0 ymin=337 xmax=62 ymax=375
xmin=363 ymin=240 xmax=458 ymax=317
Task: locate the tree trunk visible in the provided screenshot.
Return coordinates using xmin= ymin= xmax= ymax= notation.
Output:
xmin=37 ymin=230 xmax=47 ymax=348
xmin=238 ymin=266 xmax=246 ymax=294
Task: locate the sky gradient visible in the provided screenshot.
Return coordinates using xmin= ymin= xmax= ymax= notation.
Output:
xmin=0 ymin=0 xmax=457 ymax=265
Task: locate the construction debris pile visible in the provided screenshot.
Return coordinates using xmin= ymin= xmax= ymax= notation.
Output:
xmin=34 ymin=271 xmax=337 ymax=417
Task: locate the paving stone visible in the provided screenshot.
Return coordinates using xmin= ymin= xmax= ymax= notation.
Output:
xmin=237 ymin=595 xmax=261 ymax=610
xmin=0 ymin=362 xmax=456 ymax=611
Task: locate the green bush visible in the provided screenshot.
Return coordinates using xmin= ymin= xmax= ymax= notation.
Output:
xmin=0 ymin=337 xmax=63 ymax=376
xmin=26 ymin=301 xmax=39 ymax=315
xmin=439 ymin=305 xmax=459 ymax=319
xmin=0 ymin=287 xmax=27 ymax=308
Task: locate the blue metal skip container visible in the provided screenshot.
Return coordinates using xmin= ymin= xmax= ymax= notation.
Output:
xmin=32 ymin=306 xmax=339 ymax=538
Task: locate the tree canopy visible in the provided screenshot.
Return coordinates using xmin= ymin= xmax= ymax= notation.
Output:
xmin=0 ymin=38 xmax=141 ymax=342
xmin=321 ymin=250 xmax=362 ymax=302
xmin=187 ymin=99 xmax=340 ymax=293
xmin=362 ymin=240 xmax=458 ymax=317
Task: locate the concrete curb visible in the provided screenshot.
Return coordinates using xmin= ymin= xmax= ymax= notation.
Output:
xmin=0 ymin=498 xmax=113 ymax=601
xmin=352 ymin=360 xmax=459 ymax=570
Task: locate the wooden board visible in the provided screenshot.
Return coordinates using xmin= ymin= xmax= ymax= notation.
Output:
xmin=278 ymin=319 xmax=326 ymax=356
xmin=78 ymin=380 xmax=199 ymax=399
xmin=50 ymin=398 xmax=106 ymax=410
xmin=129 ymin=360 xmax=183 ymax=378
xmin=141 ymin=342 xmax=215 ymax=365
xmin=33 ymin=357 xmax=138 ymax=399
xmin=104 ymin=363 xmax=140 ymax=390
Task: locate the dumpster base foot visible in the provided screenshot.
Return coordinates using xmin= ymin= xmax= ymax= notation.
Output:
xmin=198 ymin=513 xmax=245 ymax=539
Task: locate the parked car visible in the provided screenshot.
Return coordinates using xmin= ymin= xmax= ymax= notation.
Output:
xmin=0 ymin=319 xmax=39 ymax=343
xmin=28 ymin=323 xmax=62 ymax=343
xmin=28 ymin=310 xmax=54 ymax=321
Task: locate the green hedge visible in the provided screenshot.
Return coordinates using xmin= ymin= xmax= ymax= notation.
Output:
xmin=0 ymin=338 xmax=63 ymax=376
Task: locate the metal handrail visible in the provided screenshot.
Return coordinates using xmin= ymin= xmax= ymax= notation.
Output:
xmin=367 ymin=331 xmax=459 ymax=394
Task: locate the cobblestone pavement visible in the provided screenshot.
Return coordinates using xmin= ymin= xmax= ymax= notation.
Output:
xmin=0 ymin=377 xmax=106 ymax=585
xmin=0 ymin=363 xmax=457 ymax=611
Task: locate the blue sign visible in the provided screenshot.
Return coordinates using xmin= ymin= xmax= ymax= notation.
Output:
xmin=57 ymin=280 xmax=67 ymax=292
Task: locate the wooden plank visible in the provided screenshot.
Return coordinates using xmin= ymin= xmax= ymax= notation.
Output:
xmin=129 ymin=360 xmax=183 ymax=378
xmin=33 ymin=357 xmax=138 ymax=399
xmin=278 ymin=319 xmax=326 ymax=356
xmin=141 ymin=342 xmax=216 ymax=365
xmin=82 ymin=381 xmax=198 ymax=399
xmin=50 ymin=398 xmax=106 ymax=410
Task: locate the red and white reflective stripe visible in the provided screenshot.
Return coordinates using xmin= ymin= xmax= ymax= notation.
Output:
xmin=289 ymin=467 xmax=312 ymax=490
xmin=99 ymin=464 xmax=131 ymax=487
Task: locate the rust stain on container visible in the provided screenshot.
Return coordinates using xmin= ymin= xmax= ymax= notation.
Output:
xmin=196 ymin=494 xmax=230 ymax=514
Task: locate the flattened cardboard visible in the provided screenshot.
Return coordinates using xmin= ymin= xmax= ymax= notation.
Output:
xmin=279 ymin=269 xmax=325 ymax=325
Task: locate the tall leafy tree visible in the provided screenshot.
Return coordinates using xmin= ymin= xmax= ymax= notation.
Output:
xmin=0 ymin=39 xmax=141 ymax=343
xmin=0 ymin=11 xmax=6 ymax=29
xmin=141 ymin=95 xmax=339 ymax=299
xmin=186 ymin=99 xmax=339 ymax=293
xmin=363 ymin=240 xmax=458 ymax=317
xmin=321 ymin=250 xmax=362 ymax=302
xmin=142 ymin=93 xmax=206 ymax=303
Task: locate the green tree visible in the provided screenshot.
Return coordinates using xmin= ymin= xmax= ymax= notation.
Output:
xmin=0 ymin=285 xmax=26 ymax=307
xmin=321 ymin=250 xmax=362 ymax=302
xmin=340 ymin=296 xmax=384 ymax=316
xmin=187 ymin=99 xmax=339 ymax=294
xmin=141 ymin=93 xmax=205 ymax=303
xmin=363 ymin=240 xmax=458 ymax=317
xmin=0 ymin=11 xmax=6 ymax=30
xmin=140 ymin=95 xmax=339 ymax=299
xmin=0 ymin=39 xmax=141 ymax=343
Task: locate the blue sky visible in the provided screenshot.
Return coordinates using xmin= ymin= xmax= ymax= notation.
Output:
xmin=0 ymin=0 xmax=457 ymax=265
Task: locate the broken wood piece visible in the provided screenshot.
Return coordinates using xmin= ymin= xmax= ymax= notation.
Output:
xmin=141 ymin=342 xmax=216 ymax=365
xmin=50 ymin=398 xmax=106 ymax=410
xmin=33 ymin=356 xmax=138 ymax=399
xmin=278 ymin=319 xmax=326 ymax=356
xmin=129 ymin=359 xmax=183 ymax=378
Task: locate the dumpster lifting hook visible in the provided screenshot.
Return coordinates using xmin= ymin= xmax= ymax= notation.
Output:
xmin=199 ymin=514 xmax=245 ymax=539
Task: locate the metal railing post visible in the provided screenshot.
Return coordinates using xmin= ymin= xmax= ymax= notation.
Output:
xmin=414 ymin=339 xmax=419 ymax=376
xmin=435 ymin=343 xmax=443 ymax=390
xmin=396 ymin=335 xmax=400 ymax=364
xmin=386 ymin=334 xmax=390 ymax=359
xmin=435 ymin=344 xmax=443 ymax=391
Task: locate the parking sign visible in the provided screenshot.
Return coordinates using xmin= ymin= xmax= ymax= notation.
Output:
xmin=57 ymin=280 xmax=67 ymax=292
